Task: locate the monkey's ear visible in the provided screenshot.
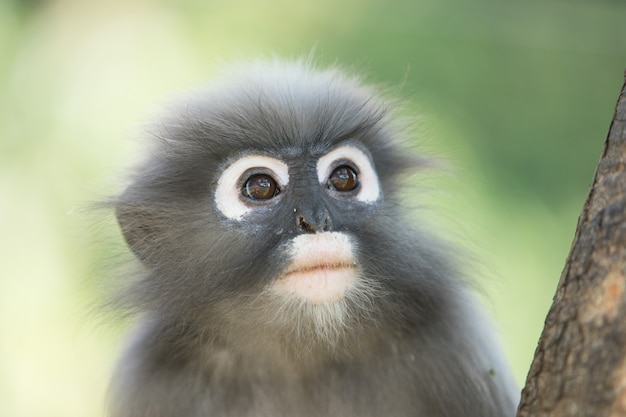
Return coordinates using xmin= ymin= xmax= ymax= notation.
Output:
xmin=115 ymin=201 xmax=163 ymax=268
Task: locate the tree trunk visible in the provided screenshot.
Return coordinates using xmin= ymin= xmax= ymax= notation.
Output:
xmin=517 ymin=71 xmax=626 ymax=417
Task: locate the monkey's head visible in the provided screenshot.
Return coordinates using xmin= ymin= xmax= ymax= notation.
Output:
xmin=115 ymin=60 xmax=456 ymax=364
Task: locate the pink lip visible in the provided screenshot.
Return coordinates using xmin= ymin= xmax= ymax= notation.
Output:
xmin=282 ymin=262 xmax=357 ymax=277
xmin=273 ymin=232 xmax=359 ymax=303
xmin=274 ymin=262 xmax=359 ymax=304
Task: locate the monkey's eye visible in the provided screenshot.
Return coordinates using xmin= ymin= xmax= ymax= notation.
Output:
xmin=317 ymin=145 xmax=380 ymax=203
xmin=327 ymin=165 xmax=359 ymax=192
xmin=242 ymin=174 xmax=280 ymax=200
xmin=216 ymin=155 xmax=288 ymax=220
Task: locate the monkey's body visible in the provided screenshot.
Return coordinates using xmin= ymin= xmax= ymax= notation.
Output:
xmin=109 ymin=60 xmax=518 ymax=417
xmin=112 ymin=304 xmax=516 ymax=417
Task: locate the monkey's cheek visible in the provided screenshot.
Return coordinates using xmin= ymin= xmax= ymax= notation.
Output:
xmin=272 ymin=268 xmax=358 ymax=304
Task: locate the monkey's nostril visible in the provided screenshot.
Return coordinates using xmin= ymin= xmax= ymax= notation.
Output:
xmin=322 ymin=216 xmax=329 ymax=232
xmin=298 ymin=216 xmax=316 ymax=234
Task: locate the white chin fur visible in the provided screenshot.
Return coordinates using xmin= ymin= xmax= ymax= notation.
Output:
xmin=271 ymin=232 xmax=358 ymax=304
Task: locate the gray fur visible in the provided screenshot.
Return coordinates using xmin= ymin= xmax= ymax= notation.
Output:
xmin=108 ymin=59 xmax=518 ymax=417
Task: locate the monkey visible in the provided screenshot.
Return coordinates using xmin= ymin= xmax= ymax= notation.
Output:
xmin=106 ymin=58 xmax=519 ymax=417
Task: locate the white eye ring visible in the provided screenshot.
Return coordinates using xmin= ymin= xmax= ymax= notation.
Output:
xmin=215 ymin=155 xmax=289 ymax=220
xmin=317 ymin=145 xmax=381 ymax=203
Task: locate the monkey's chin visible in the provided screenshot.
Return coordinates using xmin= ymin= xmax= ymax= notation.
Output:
xmin=273 ymin=266 xmax=358 ymax=304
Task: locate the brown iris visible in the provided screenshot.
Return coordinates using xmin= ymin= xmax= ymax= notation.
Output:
xmin=242 ymin=174 xmax=279 ymax=200
xmin=328 ymin=165 xmax=358 ymax=192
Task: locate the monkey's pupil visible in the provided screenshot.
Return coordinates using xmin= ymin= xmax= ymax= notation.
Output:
xmin=329 ymin=166 xmax=358 ymax=192
xmin=243 ymin=174 xmax=278 ymax=200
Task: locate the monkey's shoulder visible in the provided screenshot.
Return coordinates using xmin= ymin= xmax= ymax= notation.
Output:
xmin=108 ymin=314 xmax=517 ymax=417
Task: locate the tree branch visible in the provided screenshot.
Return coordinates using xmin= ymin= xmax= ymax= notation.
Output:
xmin=517 ymin=71 xmax=626 ymax=417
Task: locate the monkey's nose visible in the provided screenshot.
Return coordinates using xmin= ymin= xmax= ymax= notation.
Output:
xmin=296 ymin=208 xmax=331 ymax=234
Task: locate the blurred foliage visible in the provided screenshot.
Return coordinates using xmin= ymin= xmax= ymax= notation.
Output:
xmin=1 ymin=0 xmax=625 ymax=416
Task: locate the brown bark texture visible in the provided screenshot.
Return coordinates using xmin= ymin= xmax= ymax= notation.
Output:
xmin=517 ymin=72 xmax=626 ymax=417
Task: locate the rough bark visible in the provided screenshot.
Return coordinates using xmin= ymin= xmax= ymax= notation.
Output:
xmin=517 ymin=72 xmax=626 ymax=417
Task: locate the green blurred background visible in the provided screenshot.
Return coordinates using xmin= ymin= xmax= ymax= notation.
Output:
xmin=1 ymin=0 xmax=625 ymax=415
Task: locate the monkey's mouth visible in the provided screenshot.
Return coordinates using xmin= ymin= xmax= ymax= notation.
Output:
xmin=274 ymin=258 xmax=359 ymax=304
xmin=282 ymin=261 xmax=358 ymax=277
xmin=271 ymin=232 xmax=359 ymax=304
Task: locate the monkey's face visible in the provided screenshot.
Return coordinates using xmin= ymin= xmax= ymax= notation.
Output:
xmin=213 ymin=143 xmax=381 ymax=304
xmin=115 ymin=63 xmax=450 ymax=358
